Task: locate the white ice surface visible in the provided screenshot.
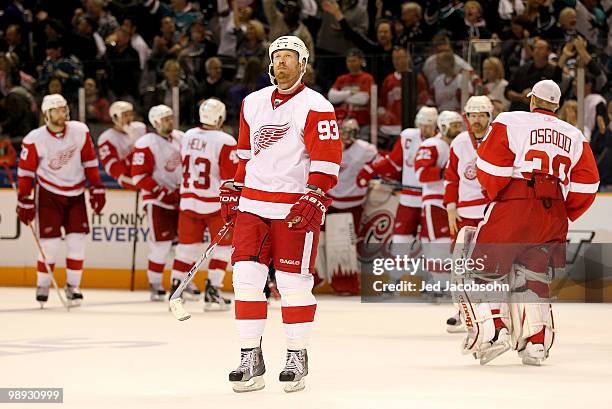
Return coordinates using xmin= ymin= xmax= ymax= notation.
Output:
xmin=1 ymin=288 xmax=612 ymax=409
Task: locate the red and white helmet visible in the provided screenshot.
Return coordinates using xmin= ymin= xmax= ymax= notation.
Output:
xmin=437 ymin=110 xmax=463 ymax=136
xmin=340 ymin=118 xmax=360 ymax=140
xmin=268 ymin=35 xmax=309 ymax=88
xmin=109 ymin=101 xmax=134 ymax=127
xmin=464 ymin=95 xmax=493 ymax=118
xmin=148 ymin=105 xmax=173 ymax=131
xmin=41 ymin=94 xmax=69 ymax=122
xmin=415 ymin=106 xmax=438 ymax=127
xmin=199 ymin=98 xmax=226 ymax=128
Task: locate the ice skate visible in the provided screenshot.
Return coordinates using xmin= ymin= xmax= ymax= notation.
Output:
xmin=476 ymin=328 xmax=511 ymax=365
xmin=36 ymin=286 xmax=50 ymax=308
xmin=149 ymin=283 xmax=166 ymax=302
xmin=65 ymin=285 xmax=83 ymax=307
xmin=183 ymin=281 xmax=201 ymax=300
xmin=204 ymin=279 xmax=231 ymax=311
xmin=519 ymin=342 xmax=547 ymax=366
xmin=279 ymin=349 xmax=308 ymax=393
xmin=229 ymin=345 xmax=266 ymax=392
xmin=446 ymin=311 xmax=466 ymax=333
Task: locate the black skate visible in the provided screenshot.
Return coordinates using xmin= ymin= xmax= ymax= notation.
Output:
xmin=229 ymin=344 xmax=266 ymax=392
xmin=279 ymin=349 xmax=308 ymax=393
xmin=65 ymin=285 xmax=83 ymax=307
xmin=149 ymin=283 xmax=166 ymax=302
xmin=204 ymin=279 xmax=231 ymax=311
xmin=36 ymin=286 xmax=50 ymax=308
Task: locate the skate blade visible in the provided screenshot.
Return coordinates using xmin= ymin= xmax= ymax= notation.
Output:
xmin=204 ymin=302 xmax=231 ymax=312
xmin=282 ymin=378 xmax=306 ymax=393
xmin=150 ymin=296 xmax=166 ymax=302
xmin=232 ymin=376 xmax=265 ymax=393
xmin=479 ymin=343 xmax=511 ymax=365
xmin=521 ymin=356 xmax=543 ymax=366
xmin=169 ymin=298 xmax=191 ymax=321
xmin=38 ymin=302 xmax=46 ymax=309
xmin=67 ymin=299 xmax=82 ymax=308
xmin=446 ymin=324 xmax=467 ymax=334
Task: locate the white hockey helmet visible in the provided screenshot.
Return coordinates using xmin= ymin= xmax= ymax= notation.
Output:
xmin=199 ymin=99 xmax=226 ymax=128
xmin=148 ymin=105 xmax=173 ymax=130
xmin=109 ymin=101 xmax=134 ymax=127
xmin=268 ymin=35 xmax=310 ymax=87
xmin=41 ymin=94 xmax=69 ymax=115
xmin=415 ymin=106 xmax=438 ymax=127
xmin=340 ymin=118 xmax=360 ymax=140
xmin=437 ymin=110 xmax=463 ymax=136
xmin=464 ymin=95 xmax=493 ymax=118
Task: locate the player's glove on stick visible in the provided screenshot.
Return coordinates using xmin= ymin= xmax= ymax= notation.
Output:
xmin=219 ymin=181 xmax=242 ymax=224
xmin=153 ymin=186 xmax=179 ymax=206
xmin=285 ymin=189 xmax=332 ymax=232
xmin=356 ymin=164 xmax=375 ymax=188
xmin=16 ymin=196 xmax=35 ymax=225
xmin=89 ymin=187 xmax=106 ymax=214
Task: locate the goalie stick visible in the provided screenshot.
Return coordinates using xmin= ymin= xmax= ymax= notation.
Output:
xmin=169 ymin=221 xmax=233 ymax=321
xmin=2 ymin=164 xmax=70 ymax=310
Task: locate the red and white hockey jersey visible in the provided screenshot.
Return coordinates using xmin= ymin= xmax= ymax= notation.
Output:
xmin=369 ymin=128 xmax=425 ymax=207
xmin=444 ymin=131 xmax=489 ymax=219
xmin=180 ymin=127 xmax=238 ymax=215
xmin=18 ymin=121 xmax=101 ymax=196
xmin=97 ymin=122 xmax=146 ymax=187
xmin=235 ymin=84 xmax=343 ymax=219
xmin=414 ymin=134 xmax=450 ymax=207
xmin=477 ymin=109 xmax=600 ymax=221
xmin=328 ymin=139 xmax=377 ymax=209
xmin=131 ymin=130 xmax=183 ymax=210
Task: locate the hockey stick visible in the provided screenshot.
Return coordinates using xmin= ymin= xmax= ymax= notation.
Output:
xmin=169 ymin=220 xmax=233 ymax=321
xmin=129 ymin=190 xmax=140 ymax=291
xmin=2 ymin=164 xmax=70 ymax=310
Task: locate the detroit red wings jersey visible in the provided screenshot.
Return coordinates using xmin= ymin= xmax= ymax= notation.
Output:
xmin=477 ymin=109 xmax=599 ymax=221
xmin=328 ymin=139 xmax=377 ymax=209
xmin=414 ymin=135 xmax=450 ymax=207
xmin=236 ymin=85 xmax=342 ymax=219
xmin=180 ymin=127 xmax=238 ymax=215
xmin=444 ymin=131 xmax=489 ymax=219
xmin=131 ymin=130 xmax=183 ymax=209
xmin=97 ymin=122 xmax=146 ymax=184
xmin=18 ymin=121 xmax=99 ymax=196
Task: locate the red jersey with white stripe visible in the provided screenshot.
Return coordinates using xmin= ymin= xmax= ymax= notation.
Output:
xmin=444 ymin=131 xmax=489 ymax=219
xmin=18 ymin=121 xmax=99 ymax=196
xmin=328 ymin=139 xmax=377 ymax=209
xmin=236 ymin=84 xmax=342 ymax=219
xmin=97 ymin=122 xmax=146 ymax=185
xmin=414 ymin=135 xmax=450 ymax=207
xmin=476 ymin=109 xmax=599 ymax=221
xmin=131 ymin=130 xmax=183 ymax=210
xmin=180 ymin=127 xmax=238 ymax=215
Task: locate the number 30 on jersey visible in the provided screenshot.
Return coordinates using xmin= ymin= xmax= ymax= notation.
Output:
xmin=318 ymin=120 xmax=339 ymax=140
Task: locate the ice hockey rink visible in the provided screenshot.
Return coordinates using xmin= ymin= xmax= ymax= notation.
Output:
xmin=2 ymin=288 xmax=611 ymax=409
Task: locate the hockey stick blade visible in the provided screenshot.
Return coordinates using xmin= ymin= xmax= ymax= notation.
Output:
xmin=169 ymin=298 xmax=191 ymax=321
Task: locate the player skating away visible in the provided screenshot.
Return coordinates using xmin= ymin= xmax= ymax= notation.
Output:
xmin=17 ymin=94 xmax=106 ymax=306
xmin=456 ymin=80 xmax=599 ymax=365
xmin=357 ymin=106 xmax=439 ymax=256
xmin=170 ymin=99 xmax=237 ymax=309
xmin=324 ymin=118 xmax=377 ymax=294
xmin=131 ymin=105 xmax=183 ymax=301
xmin=220 ymin=36 xmax=342 ymax=393
xmin=97 ymin=101 xmax=147 ymax=189
xmin=443 ymin=96 xmax=493 ymax=332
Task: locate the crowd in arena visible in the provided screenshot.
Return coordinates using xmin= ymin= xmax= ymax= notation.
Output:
xmin=0 ymin=0 xmax=611 ymax=185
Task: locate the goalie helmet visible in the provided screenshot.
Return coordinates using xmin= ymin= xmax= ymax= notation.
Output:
xmin=415 ymin=106 xmax=438 ymax=127
xmin=109 ymin=101 xmax=134 ymax=127
xmin=268 ymin=35 xmax=309 ymax=88
xmin=437 ymin=110 xmax=463 ymax=136
xmin=199 ymin=99 xmax=226 ymax=128
xmin=148 ymin=105 xmax=173 ymax=131
xmin=340 ymin=118 xmax=359 ymax=141
xmin=464 ymin=95 xmax=493 ymax=118
xmin=41 ymin=94 xmax=69 ymax=120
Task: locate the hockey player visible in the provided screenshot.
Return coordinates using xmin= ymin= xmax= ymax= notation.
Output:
xmin=170 ymin=99 xmax=237 ymax=309
xmin=457 ymin=80 xmax=599 ymax=365
xmin=131 ymin=105 xmax=183 ymax=301
xmin=97 ymin=101 xmax=147 ymax=189
xmin=220 ymin=36 xmax=342 ymax=393
xmin=357 ymin=106 xmax=439 ymax=253
xmin=325 ymin=118 xmax=377 ymax=294
xmin=17 ymin=94 xmax=106 ymax=306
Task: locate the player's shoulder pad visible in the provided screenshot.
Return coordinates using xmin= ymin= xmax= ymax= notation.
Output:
xmin=303 ymin=87 xmax=335 ymax=112
xmin=492 ymin=111 xmax=525 ymax=126
xmin=68 ymin=120 xmax=90 ymax=134
xmin=97 ymin=127 xmax=115 ymax=144
xmin=244 ymin=86 xmax=275 ymax=105
xmin=419 ymin=135 xmax=441 ymax=148
xmin=134 ymin=132 xmax=157 ymax=148
xmin=354 ymin=138 xmax=377 ymax=153
xmin=450 ymin=131 xmax=470 ymax=148
xmin=400 ymin=127 xmax=420 ymax=139
xmin=22 ymin=126 xmax=45 ymax=144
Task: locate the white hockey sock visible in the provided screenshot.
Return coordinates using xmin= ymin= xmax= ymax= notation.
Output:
xmin=66 ymin=270 xmax=83 ymax=287
xmin=208 ymin=268 xmax=225 ymax=288
xmin=233 ymin=261 xmax=268 ymax=348
xmin=37 ymin=272 xmax=52 ymax=287
xmin=171 ymin=270 xmax=187 ymax=282
xmin=147 ymin=271 xmax=163 ymax=285
xmin=276 ymin=271 xmax=316 ymax=350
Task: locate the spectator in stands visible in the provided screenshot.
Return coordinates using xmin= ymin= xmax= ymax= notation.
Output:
xmin=456 ymin=1 xmax=491 ymax=40
xmin=195 ymin=57 xmax=231 ymax=104
xmin=506 ymin=38 xmax=562 ymax=111
xmin=37 ymin=40 xmax=84 ymax=101
xmin=235 ymin=20 xmax=267 ymax=79
xmin=0 ymin=52 xmax=35 ymax=96
xmin=498 ymin=0 xmax=526 ymax=23
xmin=144 ymin=0 xmax=203 ymax=36
xmin=328 ymin=48 xmax=374 ymax=136
xmin=303 ymin=64 xmax=322 ymax=94
xmin=520 ymin=0 xmax=557 ymax=39
xmin=69 ymin=16 xmax=102 ymax=78
xmin=482 ymin=57 xmax=509 ymax=110
xmin=0 ymin=65 xmax=36 ymax=145
xmin=575 ymin=0 xmax=608 ymax=48
xmin=122 ymin=17 xmax=151 ymax=71
xmin=558 ymin=99 xmax=578 ymax=126
xmin=548 ymin=7 xmax=579 ymax=44
xmin=501 ymin=16 xmax=531 ymax=78
xmin=263 ymin=0 xmax=315 ymax=63
xmin=558 ymin=35 xmax=608 ymax=92
xmin=424 ymin=0 xmax=464 ymax=36
xmin=422 ymin=34 xmax=473 ymax=86
xmin=574 ymin=72 xmax=607 ymax=141
xmin=2 ymin=25 xmax=34 ymax=75
xmin=84 ymin=77 xmax=111 ymax=123
xmin=491 ymin=98 xmax=507 ymax=119
xmin=590 ymin=100 xmax=612 ymax=188
xmin=397 ymin=2 xmax=429 ymax=45
xmin=228 ymin=57 xmax=263 ymax=119
xmin=178 ymin=20 xmax=218 ymax=81
xmin=105 ymin=27 xmax=141 ymax=103
xmin=84 ymin=0 xmax=118 ymax=39
xmin=430 ymin=51 xmax=472 ymax=112
xmin=145 ymin=59 xmax=194 ymax=126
